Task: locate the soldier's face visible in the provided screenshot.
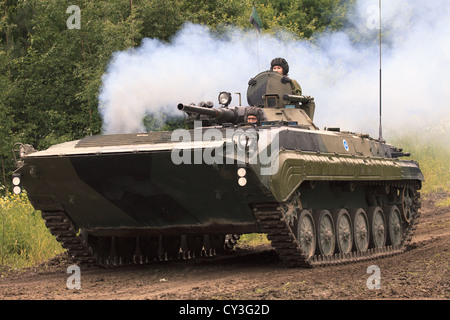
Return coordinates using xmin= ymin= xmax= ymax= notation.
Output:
xmin=272 ymin=66 xmax=283 ymax=74
xmin=247 ymin=115 xmax=258 ymax=123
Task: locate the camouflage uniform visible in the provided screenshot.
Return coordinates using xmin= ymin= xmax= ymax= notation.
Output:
xmin=290 ymin=79 xmax=302 ymax=96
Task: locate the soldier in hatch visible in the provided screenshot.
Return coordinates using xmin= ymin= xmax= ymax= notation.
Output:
xmin=270 ymin=57 xmax=302 ymax=96
xmin=248 ymin=57 xmax=302 ymax=96
xmin=247 ymin=57 xmax=314 ymax=120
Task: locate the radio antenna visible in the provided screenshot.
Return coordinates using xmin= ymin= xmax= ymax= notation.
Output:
xmin=378 ymin=0 xmax=384 ymax=142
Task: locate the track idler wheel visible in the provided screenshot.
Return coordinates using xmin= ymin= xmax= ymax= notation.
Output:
xmin=401 ymin=186 xmax=415 ymax=223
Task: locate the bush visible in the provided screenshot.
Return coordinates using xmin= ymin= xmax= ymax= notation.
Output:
xmin=0 ymin=193 xmax=64 ymax=268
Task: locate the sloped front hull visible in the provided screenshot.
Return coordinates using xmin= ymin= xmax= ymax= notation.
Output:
xmin=19 ymin=150 xmax=272 ymax=236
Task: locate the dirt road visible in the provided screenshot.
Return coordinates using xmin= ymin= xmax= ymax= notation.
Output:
xmin=0 ymin=193 xmax=448 ymax=302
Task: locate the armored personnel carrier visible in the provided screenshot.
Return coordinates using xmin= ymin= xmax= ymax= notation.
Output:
xmin=12 ymin=71 xmax=423 ymax=267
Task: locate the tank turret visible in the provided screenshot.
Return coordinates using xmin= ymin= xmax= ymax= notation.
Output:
xmin=178 ymin=71 xmax=317 ymax=129
xmin=247 ymin=71 xmax=316 ymax=120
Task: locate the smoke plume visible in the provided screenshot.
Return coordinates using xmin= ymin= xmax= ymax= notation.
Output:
xmin=98 ymin=0 xmax=450 ymax=142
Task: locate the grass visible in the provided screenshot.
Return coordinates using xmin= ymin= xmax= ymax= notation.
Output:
xmin=387 ymin=123 xmax=450 ymax=204
xmin=436 ymin=197 xmax=450 ymax=207
xmin=0 ymin=193 xmax=64 ymax=269
xmin=237 ymin=233 xmax=270 ymax=247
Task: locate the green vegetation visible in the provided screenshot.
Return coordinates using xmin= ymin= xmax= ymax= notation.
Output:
xmin=0 ymin=193 xmax=64 ymax=268
xmin=400 ymin=140 xmax=449 ymax=195
xmin=387 ymin=120 xmax=450 ymax=204
xmin=237 ymin=233 xmax=270 ymax=247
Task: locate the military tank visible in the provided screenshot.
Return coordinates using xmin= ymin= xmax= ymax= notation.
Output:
xmin=12 ymin=71 xmax=423 ymax=267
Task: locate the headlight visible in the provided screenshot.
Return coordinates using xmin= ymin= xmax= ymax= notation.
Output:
xmin=218 ymin=92 xmax=232 ymax=106
xmin=12 ymin=176 xmax=21 ymax=186
xmin=238 ymin=177 xmax=247 ymax=187
xmin=13 ymin=186 xmax=22 ymax=195
xmin=237 ymin=168 xmax=246 ymax=177
xmin=237 ymin=167 xmax=247 ymax=187
xmin=12 ymin=173 xmax=22 ymax=195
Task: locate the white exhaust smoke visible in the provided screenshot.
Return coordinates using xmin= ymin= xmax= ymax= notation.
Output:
xmin=98 ymin=0 xmax=450 ymax=140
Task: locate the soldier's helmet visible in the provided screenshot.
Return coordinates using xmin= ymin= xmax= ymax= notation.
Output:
xmin=270 ymin=57 xmax=289 ymax=75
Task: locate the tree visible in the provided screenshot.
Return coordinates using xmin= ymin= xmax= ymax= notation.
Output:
xmin=7 ymin=0 xmax=143 ymax=147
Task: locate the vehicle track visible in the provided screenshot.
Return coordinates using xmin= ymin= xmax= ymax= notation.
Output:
xmin=254 ymin=181 xmax=421 ymax=267
xmin=41 ymin=181 xmax=421 ymax=269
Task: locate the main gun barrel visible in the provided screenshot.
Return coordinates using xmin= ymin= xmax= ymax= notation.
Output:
xmin=177 ymin=104 xmax=220 ymax=117
xmin=177 ymin=103 xmax=237 ymax=123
